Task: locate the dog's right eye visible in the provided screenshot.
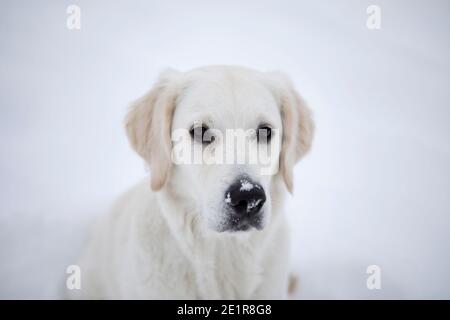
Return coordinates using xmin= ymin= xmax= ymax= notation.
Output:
xmin=190 ymin=125 xmax=214 ymax=144
xmin=257 ymin=125 xmax=272 ymax=143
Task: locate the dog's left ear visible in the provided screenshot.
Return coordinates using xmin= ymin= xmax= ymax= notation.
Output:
xmin=266 ymin=72 xmax=315 ymax=193
xmin=125 ymin=69 xmax=180 ymax=191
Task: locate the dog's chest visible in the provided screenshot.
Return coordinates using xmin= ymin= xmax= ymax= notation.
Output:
xmin=192 ymin=240 xmax=264 ymax=299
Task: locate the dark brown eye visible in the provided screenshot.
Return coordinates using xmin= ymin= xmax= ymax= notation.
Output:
xmin=257 ymin=125 xmax=272 ymax=142
xmin=190 ymin=125 xmax=214 ymax=144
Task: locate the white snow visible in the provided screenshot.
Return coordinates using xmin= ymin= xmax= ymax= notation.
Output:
xmin=240 ymin=180 xmax=254 ymax=192
xmin=225 ymin=192 xmax=232 ymax=204
xmin=247 ymin=199 xmax=262 ymax=212
xmin=1 ymin=1 xmax=450 ymax=299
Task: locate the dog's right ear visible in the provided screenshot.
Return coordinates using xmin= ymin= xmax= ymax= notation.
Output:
xmin=125 ymin=69 xmax=180 ymax=191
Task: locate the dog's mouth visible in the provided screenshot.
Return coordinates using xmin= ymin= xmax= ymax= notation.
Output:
xmin=222 ymin=211 xmax=264 ymax=232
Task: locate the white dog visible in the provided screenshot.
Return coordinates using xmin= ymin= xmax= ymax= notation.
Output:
xmin=74 ymin=65 xmax=314 ymax=299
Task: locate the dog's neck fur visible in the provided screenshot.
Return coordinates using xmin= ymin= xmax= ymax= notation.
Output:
xmin=155 ymin=178 xmax=286 ymax=298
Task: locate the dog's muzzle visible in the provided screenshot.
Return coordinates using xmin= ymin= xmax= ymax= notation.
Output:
xmin=223 ymin=176 xmax=266 ymax=231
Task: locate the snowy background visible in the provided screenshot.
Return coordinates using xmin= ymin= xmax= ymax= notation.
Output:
xmin=1 ymin=0 xmax=449 ymax=299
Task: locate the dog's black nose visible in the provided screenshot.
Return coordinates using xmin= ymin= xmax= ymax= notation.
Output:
xmin=225 ymin=178 xmax=266 ymax=216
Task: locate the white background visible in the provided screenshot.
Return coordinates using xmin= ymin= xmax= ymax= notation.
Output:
xmin=1 ymin=0 xmax=449 ymax=299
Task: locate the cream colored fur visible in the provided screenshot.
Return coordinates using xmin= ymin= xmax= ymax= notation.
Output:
xmin=73 ymin=65 xmax=314 ymax=299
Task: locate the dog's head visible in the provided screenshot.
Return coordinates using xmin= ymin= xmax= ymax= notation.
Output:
xmin=125 ymin=66 xmax=314 ymax=233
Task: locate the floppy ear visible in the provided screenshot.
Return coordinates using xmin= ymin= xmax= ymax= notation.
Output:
xmin=125 ymin=70 xmax=180 ymax=191
xmin=268 ymin=73 xmax=315 ymax=193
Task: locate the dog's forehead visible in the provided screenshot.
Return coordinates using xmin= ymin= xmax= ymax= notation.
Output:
xmin=175 ymin=69 xmax=281 ymax=128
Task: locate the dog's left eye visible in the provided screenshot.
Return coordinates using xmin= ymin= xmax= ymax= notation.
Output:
xmin=257 ymin=125 xmax=272 ymax=143
xmin=190 ymin=125 xmax=214 ymax=144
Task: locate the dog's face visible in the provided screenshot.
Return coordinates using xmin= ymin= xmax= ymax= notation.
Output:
xmin=126 ymin=66 xmax=314 ymax=233
xmin=171 ymin=70 xmax=283 ymax=232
